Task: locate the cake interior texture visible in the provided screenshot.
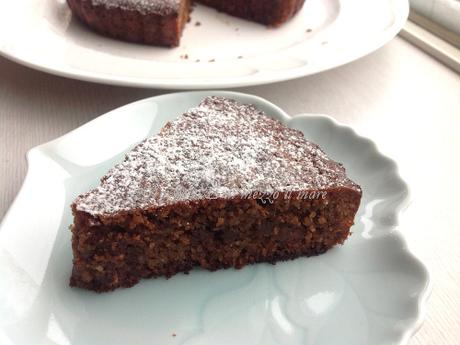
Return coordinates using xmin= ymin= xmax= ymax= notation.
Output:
xmin=70 ymin=97 xmax=362 ymax=292
xmin=72 ymin=192 xmax=360 ymax=292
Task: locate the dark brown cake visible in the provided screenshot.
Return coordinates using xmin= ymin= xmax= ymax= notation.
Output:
xmin=198 ymin=0 xmax=306 ymax=26
xmin=67 ymin=0 xmax=306 ymax=47
xmin=67 ymin=0 xmax=192 ymax=47
xmin=70 ymin=97 xmax=362 ymax=292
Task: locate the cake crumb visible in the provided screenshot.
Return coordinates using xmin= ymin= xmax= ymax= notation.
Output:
xmin=195 ymin=59 xmax=200 ymax=62
xmin=172 ymin=333 xmax=177 ymax=337
xmin=306 ymin=28 xmax=312 ymax=33
xmin=209 ymin=59 xmax=215 ymax=62
xmin=180 ymin=54 xmax=189 ymax=60
xmin=237 ymin=56 xmax=243 ymax=59
xmin=195 ymin=21 xmax=201 ymax=26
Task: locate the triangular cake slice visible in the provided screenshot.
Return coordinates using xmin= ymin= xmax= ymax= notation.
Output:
xmin=71 ymin=97 xmax=362 ymax=292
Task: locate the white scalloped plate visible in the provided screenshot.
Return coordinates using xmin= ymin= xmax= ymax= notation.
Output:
xmin=0 ymin=91 xmax=430 ymax=345
xmin=0 ymin=0 xmax=408 ymax=89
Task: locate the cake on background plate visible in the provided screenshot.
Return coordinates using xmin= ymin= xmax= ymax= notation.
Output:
xmin=70 ymin=96 xmax=362 ymax=292
xmin=196 ymin=0 xmax=306 ymax=26
xmin=67 ymin=0 xmax=307 ymax=47
xmin=67 ymin=0 xmax=192 ymax=47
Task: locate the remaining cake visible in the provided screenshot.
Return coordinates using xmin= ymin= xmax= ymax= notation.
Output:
xmin=67 ymin=0 xmax=192 ymax=47
xmin=198 ymin=0 xmax=306 ymax=26
xmin=67 ymin=0 xmax=306 ymax=47
xmin=70 ymin=96 xmax=362 ymax=292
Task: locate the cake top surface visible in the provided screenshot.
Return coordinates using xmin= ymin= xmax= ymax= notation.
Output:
xmin=75 ymin=96 xmax=360 ymax=216
xmin=91 ymin=0 xmax=181 ymax=15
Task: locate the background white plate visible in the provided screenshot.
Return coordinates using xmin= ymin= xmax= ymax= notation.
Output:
xmin=0 ymin=91 xmax=430 ymax=345
xmin=0 ymin=0 xmax=408 ymax=89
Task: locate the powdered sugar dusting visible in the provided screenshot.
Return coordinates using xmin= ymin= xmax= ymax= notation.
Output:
xmin=91 ymin=0 xmax=181 ymax=15
xmin=75 ymin=97 xmax=360 ymax=215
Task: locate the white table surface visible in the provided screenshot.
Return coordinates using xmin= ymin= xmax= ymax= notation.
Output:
xmin=1 ymin=36 xmax=459 ymax=345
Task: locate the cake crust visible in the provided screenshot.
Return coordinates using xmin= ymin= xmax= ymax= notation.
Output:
xmin=70 ymin=97 xmax=362 ymax=292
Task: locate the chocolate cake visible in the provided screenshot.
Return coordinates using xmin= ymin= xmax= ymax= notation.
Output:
xmin=67 ymin=0 xmax=306 ymax=47
xmin=67 ymin=0 xmax=192 ymax=47
xmin=70 ymin=97 xmax=362 ymax=292
xmin=198 ymin=0 xmax=306 ymax=26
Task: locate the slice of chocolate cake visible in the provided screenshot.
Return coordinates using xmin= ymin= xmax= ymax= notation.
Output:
xmin=67 ymin=0 xmax=192 ymax=47
xmin=70 ymin=97 xmax=362 ymax=292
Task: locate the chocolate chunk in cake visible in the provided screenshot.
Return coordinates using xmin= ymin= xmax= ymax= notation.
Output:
xmin=70 ymin=96 xmax=362 ymax=292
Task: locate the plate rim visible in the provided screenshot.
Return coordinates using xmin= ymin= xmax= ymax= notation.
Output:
xmin=0 ymin=0 xmax=409 ymax=89
xmin=292 ymin=112 xmax=432 ymax=345
xmin=0 ymin=91 xmax=431 ymax=345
